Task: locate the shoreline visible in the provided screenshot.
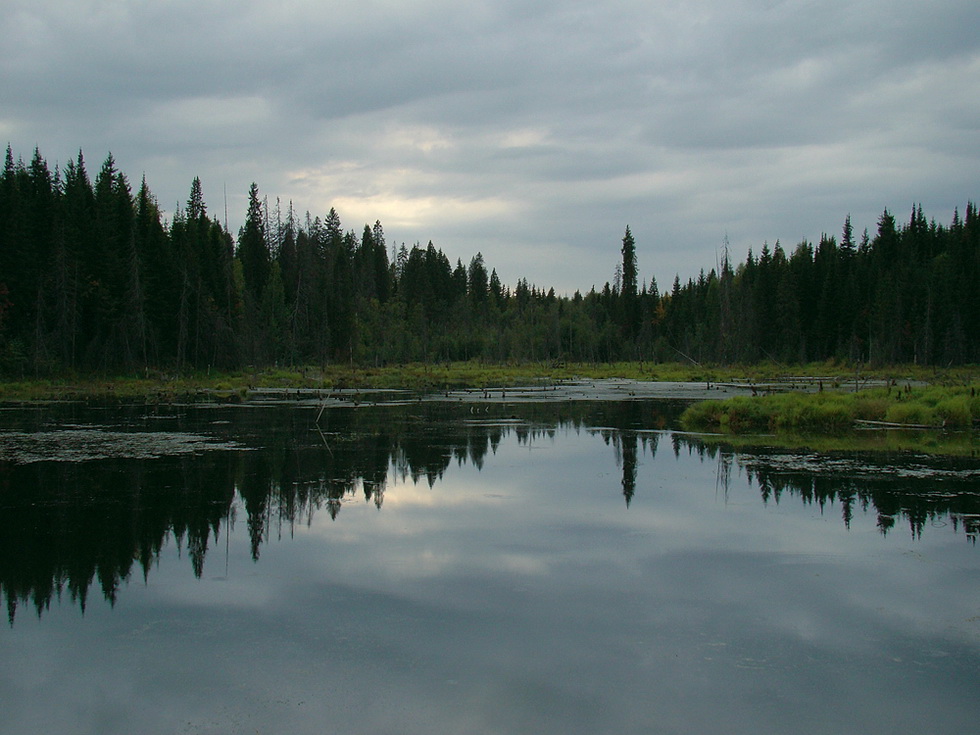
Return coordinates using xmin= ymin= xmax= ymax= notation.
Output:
xmin=1 ymin=361 xmax=965 ymax=404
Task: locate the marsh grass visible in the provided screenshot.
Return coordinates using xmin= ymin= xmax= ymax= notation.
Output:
xmin=0 ymin=361 xmax=725 ymax=400
xmin=681 ymin=383 xmax=980 ymax=433
xmin=1 ymin=361 xmax=978 ymax=403
xmin=688 ymin=427 xmax=980 ymax=457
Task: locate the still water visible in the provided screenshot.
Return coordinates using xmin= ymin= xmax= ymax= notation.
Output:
xmin=1 ymin=396 xmax=978 ymax=734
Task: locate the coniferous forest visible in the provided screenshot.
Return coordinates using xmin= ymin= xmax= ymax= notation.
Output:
xmin=1 ymin=145 xmax=978 ymax=375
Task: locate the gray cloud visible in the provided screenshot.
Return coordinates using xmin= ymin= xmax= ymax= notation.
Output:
xmin=2 ymin=0 xmax=978 ymax=292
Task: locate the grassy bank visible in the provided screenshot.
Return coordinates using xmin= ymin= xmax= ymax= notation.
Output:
xmin=0 ymin=362 xmax=645 ymax=401
xmin=685 ymin=424 xmax=980 ymax=454
xmin=680 ymin=383 xmax=980 ymax=433
xmin=0 ymin=361 xmax=976 ymax=402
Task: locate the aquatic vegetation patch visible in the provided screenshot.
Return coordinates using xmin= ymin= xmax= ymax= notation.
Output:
xmin=735 ymin=450 xmax=980 ymax=481
xmin=0 ymin=428 xmax=246 ymax=464
xmin=682 ymin=383 xmax=980 ymax=433
xmin=4 ymin=361 xmax=974 ymax=402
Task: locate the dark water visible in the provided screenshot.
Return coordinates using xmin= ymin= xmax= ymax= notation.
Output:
xmin=1 ymin=398 xmax=978 ymax=735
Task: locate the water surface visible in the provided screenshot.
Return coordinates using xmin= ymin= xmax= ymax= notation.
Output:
xmin=1 ymin=399 xmax=978 ymax=734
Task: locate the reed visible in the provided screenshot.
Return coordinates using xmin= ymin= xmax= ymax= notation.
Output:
xmin=681 ymin=383 xmax=980 ymax=432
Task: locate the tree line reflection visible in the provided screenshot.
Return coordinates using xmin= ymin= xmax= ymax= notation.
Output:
xmin=1 ymin=399 xmax=977 ymax=623
xmin=697 ymin=442 xmax=980 ymax=541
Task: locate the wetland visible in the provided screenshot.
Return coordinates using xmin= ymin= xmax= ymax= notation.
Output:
xmin=1 ymin=389 xmax=979 ymax=734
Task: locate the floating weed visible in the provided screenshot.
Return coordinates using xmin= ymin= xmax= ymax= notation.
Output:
xmin=0 ymin=429 xmax=246 ymax=464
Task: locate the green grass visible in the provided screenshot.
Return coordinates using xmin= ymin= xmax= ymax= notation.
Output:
xmin=4 ymin=361 xmax=979 ymax=457
xmin=679 ymin=382 xmax=980 ymax=457
xmin=681 ymin=383 xmax=980 ymax=433
xmin=0 ymin=360 xmax=719 ymax=400
xmin=1 ymin=361 xmax=978 ymax=403
xmin=682 ymin=392 xmax=856 ymax=433
xmin=685 ymin=426 xmax=980 ymax=457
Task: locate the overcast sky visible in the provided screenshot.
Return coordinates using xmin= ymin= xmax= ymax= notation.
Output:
xmin=3 ymin=0 xmax=978 ymax=293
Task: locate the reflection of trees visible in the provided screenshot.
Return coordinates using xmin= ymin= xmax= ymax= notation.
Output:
xmin=602 ymin=430 xmax=661 ymax=506
xmin=1 ymin=400 xmax=677 ymax=623
xmin=0 ymin=454 xmax=235 ymax=624
xmin=679 ymin=438 xmax=980 ymax=543
xmin=4 ymin=399 xmax=976 ymax=623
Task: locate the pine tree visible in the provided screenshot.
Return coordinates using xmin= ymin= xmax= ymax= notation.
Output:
xmin=237 ymin=183 xmax=269 ymax=300
xmin=621 ymin=226 xmax=637 ymax=297
xmin=370 ymin=220 xmax=391 ymax=303
xmin=841 ymin=214 xmax=855 ymax=256
xmin=134 ymin=177 xmax=174 ymax=364
xmin=468 ymin=252 xmax=489 ymax=303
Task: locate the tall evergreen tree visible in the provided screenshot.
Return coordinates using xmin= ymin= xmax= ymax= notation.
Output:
xmin=621 ymin=226 xmax=637 ymax=297
xmin=237 ymin=183 xmax=269 ymax=301
xmin=468 ymin=252 xmax=489 ymax=303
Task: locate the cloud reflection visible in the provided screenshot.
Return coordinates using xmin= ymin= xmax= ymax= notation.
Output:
xmin=1 ymin=399 xmax=978 ymax=624
xmin=2 ymin=400 xmax=980 ymax=734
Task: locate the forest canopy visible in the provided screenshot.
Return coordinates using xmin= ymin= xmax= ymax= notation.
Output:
xmin=1 ymin=145 xmax=978 ymax=375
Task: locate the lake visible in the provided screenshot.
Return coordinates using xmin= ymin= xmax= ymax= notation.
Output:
xmin=1 ymin=392 xmax=978 ymax=734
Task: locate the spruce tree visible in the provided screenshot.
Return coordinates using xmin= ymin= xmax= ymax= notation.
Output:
xmin=237 ymin=183 xmax=269 ymax=300
xmin=621 ymin=226 xmax=637 ymax=297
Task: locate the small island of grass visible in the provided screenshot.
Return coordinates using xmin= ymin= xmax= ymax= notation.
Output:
xmin=680 ymin=383 xmax=980 ymax=433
